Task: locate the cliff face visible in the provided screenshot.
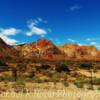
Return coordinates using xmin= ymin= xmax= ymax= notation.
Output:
xmin=59 ymin=44 xmax=100 ymax=60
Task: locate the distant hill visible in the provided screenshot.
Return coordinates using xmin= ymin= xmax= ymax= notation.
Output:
xmin=0 ymin=38 xmax=100 ymax=63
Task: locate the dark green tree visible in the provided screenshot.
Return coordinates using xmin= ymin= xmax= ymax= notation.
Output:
xmin=56 ymin=63 xmax=70 ymax=73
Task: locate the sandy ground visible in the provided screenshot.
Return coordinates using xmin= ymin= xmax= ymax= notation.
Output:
xmin=0 ymin=83 xmax=100 ymax=100
xmin=77 ymin=69 xmax=100 ymax=78
xmin=0 ymin=89 xmax=100 ymax=100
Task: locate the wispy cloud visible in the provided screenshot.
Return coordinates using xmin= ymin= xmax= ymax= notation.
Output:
xmin=26 ymin=18 xmax=50 ymax=37
xmin=26 ymin=25 xmax=47 ymax=37
xmin=86 ymin=38 xmax=100 ymax=41
xmin=86 ymin=38 xmax=100 ymax=49
xmin=66 ymin=4 xmax=81 ymax=12
xmin=70 ymin=5 xmax=81 ymax=11
xmin=87 ymin=40 xmax=100 ymax=49
xmin=37 ymin=17 xmax=48 ymax=23
xmin=0 ymin=28 xmax=20 ymax=45
xmin=67 ymin=38 xmax=77 ymax=43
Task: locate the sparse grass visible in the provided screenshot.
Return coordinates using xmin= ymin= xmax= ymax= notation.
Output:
xmin=0 ymin=74 xmax=14 ymax=82
xmin=93 ymin=77 xmax=100 ymax=85
xmin=63 ymin=81 xmax=69 ymax=87
xmin=12 ymin=80 xmax=26 ymax=93
xmin=87 ymin=84 xmax=94 ymax=90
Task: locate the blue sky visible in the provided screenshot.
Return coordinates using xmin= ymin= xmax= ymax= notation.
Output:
xmin=0 ymin=0 xmax=100 ymax=49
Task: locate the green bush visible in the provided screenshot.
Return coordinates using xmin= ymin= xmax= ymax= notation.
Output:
xmin=93 ymin=78 xmax=100 ymax=85
xmin=97 ymin=86 xmax=100 ymax=90
xmin=74 ymin=80 xmax=84 ymax=88
xmin=80 ymin=62 xmax=92 ymax=70
xmin=0 ymin=74 xmax=14 ymax=82
xmin=56 ymin=63 xmax=70 ymax=73
xmin=0 ymin=76 xmax=4 ymax=82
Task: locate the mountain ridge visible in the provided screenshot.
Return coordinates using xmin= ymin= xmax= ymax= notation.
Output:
xmin=0 ymin=38 xmax=100 ymax=62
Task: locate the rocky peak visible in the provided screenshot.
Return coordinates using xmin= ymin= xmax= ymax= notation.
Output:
xmin=33 ymin=38 xmax=55 ymax=48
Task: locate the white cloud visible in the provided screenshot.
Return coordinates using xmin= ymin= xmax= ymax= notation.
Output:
xmin=67 ymin=38 xmax=77 ymax=43
xmin=70 ymin=5 xmax=81 ymax=11
xmin=26 ymin=18 xmax=49 ymax=37
xmin=86 ymin=38 xmax=100 ymax=49
xmin=87 ymin=41 xmax=100 ymax=49
xmin=0 ymin=28 xmax=20 ymax=36
xmin=90 ymin=42 xmax=97 ymax=45
xmin=0 ymin=28 xmax=20 ymax=45
xmin=66 ymin=4 xmax=81 ymax=13
xmin=26 ymin=24 xmax=47 ymax=37
xmin=0 ymin=34 xmax=19 ymax=45
xmin=86 ymin=38 xmax=95 ymax=41
xmin=31 ymin=26 xmax=47 ymax=35
xmin=0 ymin=18 xmax=50 ymax=45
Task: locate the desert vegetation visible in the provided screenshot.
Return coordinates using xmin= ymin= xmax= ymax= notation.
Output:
xmin=0 ymin=60 xmax=100 ymax=93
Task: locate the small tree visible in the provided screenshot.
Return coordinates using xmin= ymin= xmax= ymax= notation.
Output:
xmin=56 ymin=63 xmax=70 ymax=73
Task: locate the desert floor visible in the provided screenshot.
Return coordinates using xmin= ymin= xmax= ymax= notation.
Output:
xmin=0 ymin=82 xmax=100 ymax=100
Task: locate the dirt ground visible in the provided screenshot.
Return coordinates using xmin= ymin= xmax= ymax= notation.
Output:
xmin=0 ymin=83 xmax=100 ymax=100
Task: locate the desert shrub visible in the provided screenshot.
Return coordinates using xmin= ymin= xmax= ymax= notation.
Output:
xmin=0 ymin=76 xmax=4 ymax=82
xmin=56 ymin=63 xmax=70 ymax=73
xmin=87 ymin=84 xmax=94 ymax=90
xmin=36 ymin=79 xmax=43 ymax=83
xmin=40 ymin=64 xmax=50 ymax=70
xmin=63 ymin=81 xmax=69 ymax=87
xmin=97 ymin=86 xmax=100 ymax=90
xmin=33 ymin=78 xmax=45 ymax=83
xmin=0 ymin=74 xmax=14 ymax=82
xmin=74 ymin=79 xmax=84 ymax=88
xmin=39 ymin=76 xmax=50 ymax=83
xmin=29 ymin=68 xmax=35 ymax=78
xmin=80 ymin=62 xmax=92 ymax=70
xmin=93 ymin=78 xmax=100 ymax=85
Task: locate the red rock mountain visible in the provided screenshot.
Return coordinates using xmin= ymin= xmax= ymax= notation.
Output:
xmin=0 ymin=38 xmax=100 ymax=62
xmin=14 ymin=39 xmax=63 ymax=61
